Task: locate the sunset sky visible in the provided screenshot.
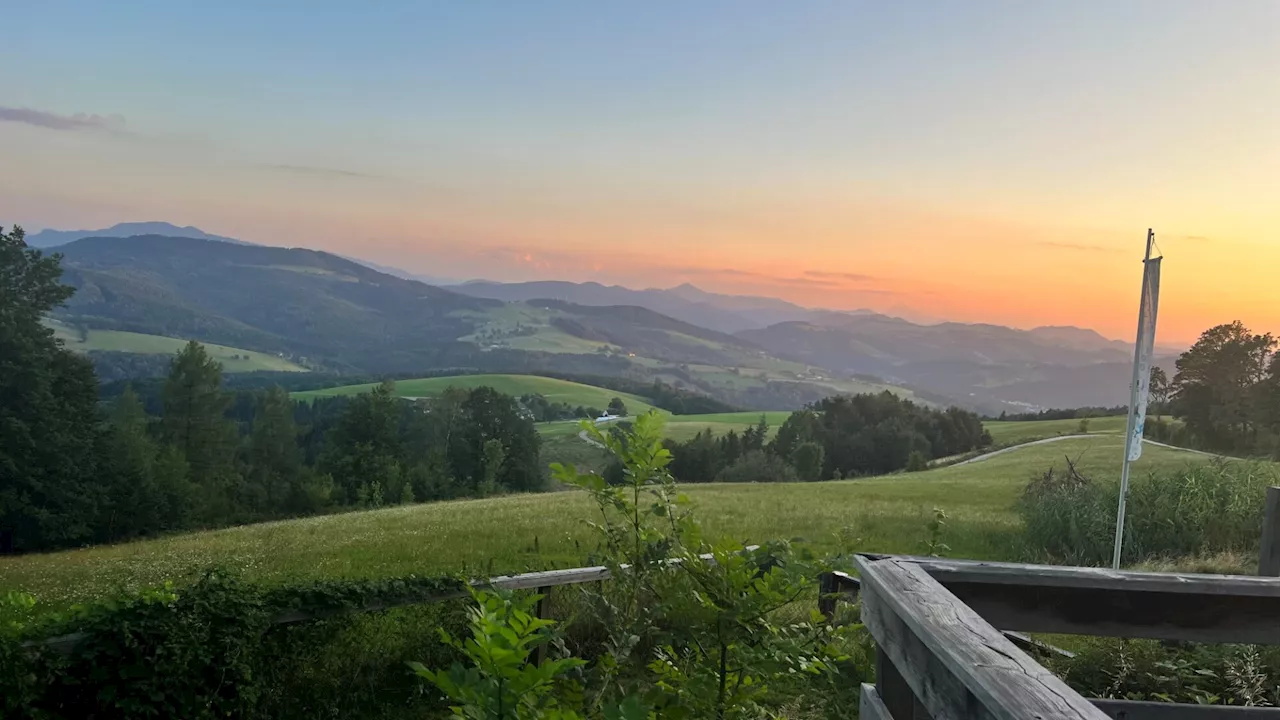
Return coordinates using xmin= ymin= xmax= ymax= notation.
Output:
xmin=3 ymin=1 xmax=1278 ymax=343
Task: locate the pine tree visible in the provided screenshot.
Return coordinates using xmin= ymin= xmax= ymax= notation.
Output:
xmin=321 ymin=380 xmax=403 ymax=504
xmin=0 ymin=225 xmax=103 ymax=551
xmin=162 ymin=341 xmax=239 ymax=524
xmin=244 ymin=386 xmax=303 ymax=516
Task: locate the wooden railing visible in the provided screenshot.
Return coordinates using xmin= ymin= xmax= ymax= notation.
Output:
xmin=854 ymin=553 xmax=1280 ymax=719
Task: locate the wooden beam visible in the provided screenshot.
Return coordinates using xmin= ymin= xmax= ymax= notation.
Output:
xmin=857 ymin=555 xmax=1108 ymax=720
xmin=861 ymin=684 xmax=894 ymax=720
xmin=1091 ymin=699 xmax=1280 ymax=719
xmin=879 ymin=556 xmax=1280 ymax=645
xmin=1260 ymin=487 xmax=1280 ymax=576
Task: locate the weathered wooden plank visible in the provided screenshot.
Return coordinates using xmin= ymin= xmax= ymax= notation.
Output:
xmin=857 ymin=555 xmax=1108 ymax=720
xmin=1260 ymin=486 xmax=1280 ymax=576
xmin=872 ymin=555 xmax=1280 ymax=644
xmin=887 ymin=555 xmax=1280 ymax=597
xmin=1002 ymin=630 xmax=1076 ymax=659
xmin=818 ymin=572 xmax=839 ymax=620
xmin=876 ymin=645 xmax=932 ymax=720
xmin=861 ymin=683 xmax=894 ymax=720
xmin=1092 ymin=698 xmax=1280 ymax=719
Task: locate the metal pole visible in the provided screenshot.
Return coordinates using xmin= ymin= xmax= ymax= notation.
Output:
xmin=1112 ymin=229 xmax=1155 ymax=570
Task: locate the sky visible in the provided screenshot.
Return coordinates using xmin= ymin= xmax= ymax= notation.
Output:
xmin=3 ymin=1 xmax=1278 ymax=343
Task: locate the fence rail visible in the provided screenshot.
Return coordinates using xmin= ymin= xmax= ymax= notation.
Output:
xmin=856 ymin=552 xmax=1280 ymax=719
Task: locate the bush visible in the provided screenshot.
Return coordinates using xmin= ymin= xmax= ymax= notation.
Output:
xmin=1050 ymin=638 xmax=1280 ymax=707
xmin=905 ymin=451 xmax=929 ymax=472
xmin=0 ymin=571 xmax=469 ymax=719
xmin=714 ymin=450 xmax=799 ymax=483
xmin=1020 ymin=459 xmax=1277 ymax=566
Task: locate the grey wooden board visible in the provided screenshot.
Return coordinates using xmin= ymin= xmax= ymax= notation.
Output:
xmin=879 ymin=555 xmax=1280 ymax=597
xmin=1260 ymin=486 xmax=1280 ymax=576
xmin=1092 ymin=699 xmax=1280 ymax=719
xmin=857 ymin=555 xmax=1109 ymax=720
xmin=863 ymin=554 xmax=1280 ymax=645
xmin=861 ymin=684 xmax=893 ymax=720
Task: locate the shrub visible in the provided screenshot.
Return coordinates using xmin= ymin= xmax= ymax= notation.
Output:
xmin=0 ymin=571 xmax=469 ymax=719
xmin=1050 ymin=638 xmax=1280 ymax=707
xmin=905 ymin=451 xmax=929 ymax=472
xmin=1020 ymin=459 xmax=1277 ymax=566
xmin=714 ymin=450 xmax=799 ymax=483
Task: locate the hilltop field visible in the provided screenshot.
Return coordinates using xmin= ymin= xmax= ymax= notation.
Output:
xmin=46 ymin=319 xmax=307 ymax=373
xmin=0 ymin=430 xmax=1233 ymax=611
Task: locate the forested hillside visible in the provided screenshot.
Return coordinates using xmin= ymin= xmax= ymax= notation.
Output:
xmin=55 ymin=235 xmax=496 ymax=372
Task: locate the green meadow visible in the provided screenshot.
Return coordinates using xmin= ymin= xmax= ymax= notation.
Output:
xmin=0 ymin=435 xmax=1231 ymax=612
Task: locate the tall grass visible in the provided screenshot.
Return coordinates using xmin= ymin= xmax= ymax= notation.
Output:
xmin=1020 ymin=459 xmax=1279 ymax=566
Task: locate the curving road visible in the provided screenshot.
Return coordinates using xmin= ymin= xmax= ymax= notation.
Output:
xmin=954 ymin=434 xmax=1224 ymax=467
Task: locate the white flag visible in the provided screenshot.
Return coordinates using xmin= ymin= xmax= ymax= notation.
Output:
xmin=1127 ymin=257 xmax=1162 ymax=461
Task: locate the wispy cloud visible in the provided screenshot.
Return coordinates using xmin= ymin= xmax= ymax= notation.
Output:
xmin=804 ymin=270 xmax=877 ymax=282
xmin=266 ymin=163 xmax=386 ymax=180
xmin=1036 ymin=241 xmax=1122 ymax=253
xmin=0 ymin=106 xmax=124 ymax=132
xmin=1178 ymin=235 xmax=1212 ymax=243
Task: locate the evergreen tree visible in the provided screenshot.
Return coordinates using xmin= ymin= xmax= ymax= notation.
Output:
xmin=0 ymin=226 xmax=103 ymax=552
xmin=100 ymin=386 xmax=164 ymax=540
xmin=162 ymin=341 xmax=239 ymax=524
xmin=454 ymin=387 xmax=542 ymax=493
xmin=244 ymin=386 xmax=303 ymax=516
xmin=322 ymin=380 xmax=403 ymax=503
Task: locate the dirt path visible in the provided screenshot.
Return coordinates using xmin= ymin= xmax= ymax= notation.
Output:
xmin=954 ymin=434 xmax=1224 ymax=466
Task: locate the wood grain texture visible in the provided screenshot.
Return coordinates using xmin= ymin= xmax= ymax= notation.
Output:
xmin=1091 ymin=698 xmax=1280 ymax=719
xmin=871 ymin=555 xmax=1280 ymax=644
xmin=857 ymin=555 xmax=1109 ymax=720
xmin=861 ymin=684 xmax=894 ymax=720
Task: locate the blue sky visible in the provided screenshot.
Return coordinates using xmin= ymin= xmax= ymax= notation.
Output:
xmin=3 ymin=1 xmax=1278 ymax=339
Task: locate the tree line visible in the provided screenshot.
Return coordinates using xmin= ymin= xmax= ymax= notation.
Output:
xmin=1161 ymin=321 xmax=1280 ymax=454
xmin=661 ymin=392 xmax=991 ymax=483
xmin=1 ymin=226 xmax=542 ymax=553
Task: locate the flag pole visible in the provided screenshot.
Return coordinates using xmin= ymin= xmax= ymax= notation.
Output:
xmin=1112 ymin=229 xmax=1158 ymax=569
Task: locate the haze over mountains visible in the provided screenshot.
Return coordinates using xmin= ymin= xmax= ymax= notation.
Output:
xmin=30 ymin=223 xmax=1170 ymax=412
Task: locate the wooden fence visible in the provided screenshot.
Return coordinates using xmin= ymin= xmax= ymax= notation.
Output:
xmin=855 ymin=553 xmax=1280 ymax=719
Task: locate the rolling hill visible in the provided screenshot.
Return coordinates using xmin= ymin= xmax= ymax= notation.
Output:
xmin=45 ymin=318 xmax=307 ymax=373
xmin=291 ymin=373 xmax=660 ymax=415
xmin=40 ymin=233 xmax=1174 ymax=412
xmin=453 ymin=279 xmax=820 ymax=334
xmin=49 ymin=236 xmax=878 ymax=408
xmin=0 ymin=434 xmax=1237 ymax=610
xmin=53 ymin=234 xmax=499 ymax=372
xmin=737 ymin=313 xmax=1170 ymax=411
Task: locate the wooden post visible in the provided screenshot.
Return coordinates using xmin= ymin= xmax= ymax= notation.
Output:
xmin=1260 ymin=487 xmax=1280 ymax=577
xmin=533 ymin=587 xmax=550 ymax=666
xmin=818 ymin=571 xmax=838 ymax=621
xmin=876 ymin=645 xmax=930 ymax=720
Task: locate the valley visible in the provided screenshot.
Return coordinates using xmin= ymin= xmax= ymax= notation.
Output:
xmin=41 ymin=231 xmax=1161 ymax=414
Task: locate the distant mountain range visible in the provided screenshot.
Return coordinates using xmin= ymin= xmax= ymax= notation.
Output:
xmin=32 ymin=225 xmax=1178 ymax=411
xmin=453 ymin=279 xmax=830 ymax=333
xmin=25 ymin=221 xmax=455 ymax=286
xmin=736 ymin=313 xmax=1172 ymax=409
xmin=26 ymin=222 xmax=255 ymax=248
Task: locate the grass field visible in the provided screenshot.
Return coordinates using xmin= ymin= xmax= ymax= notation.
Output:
xmin=983 ymin=416 xmax=1129 ymax=445
xmin=293 ymin=374 xmax=660 ymax=415
xmin=0 ymin=435 xmax=1244 ymax=611
xmin=46 ymin=319 xmax=307 ymax=372
xmin=662 ymin=411 xmax=793 ymax=441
